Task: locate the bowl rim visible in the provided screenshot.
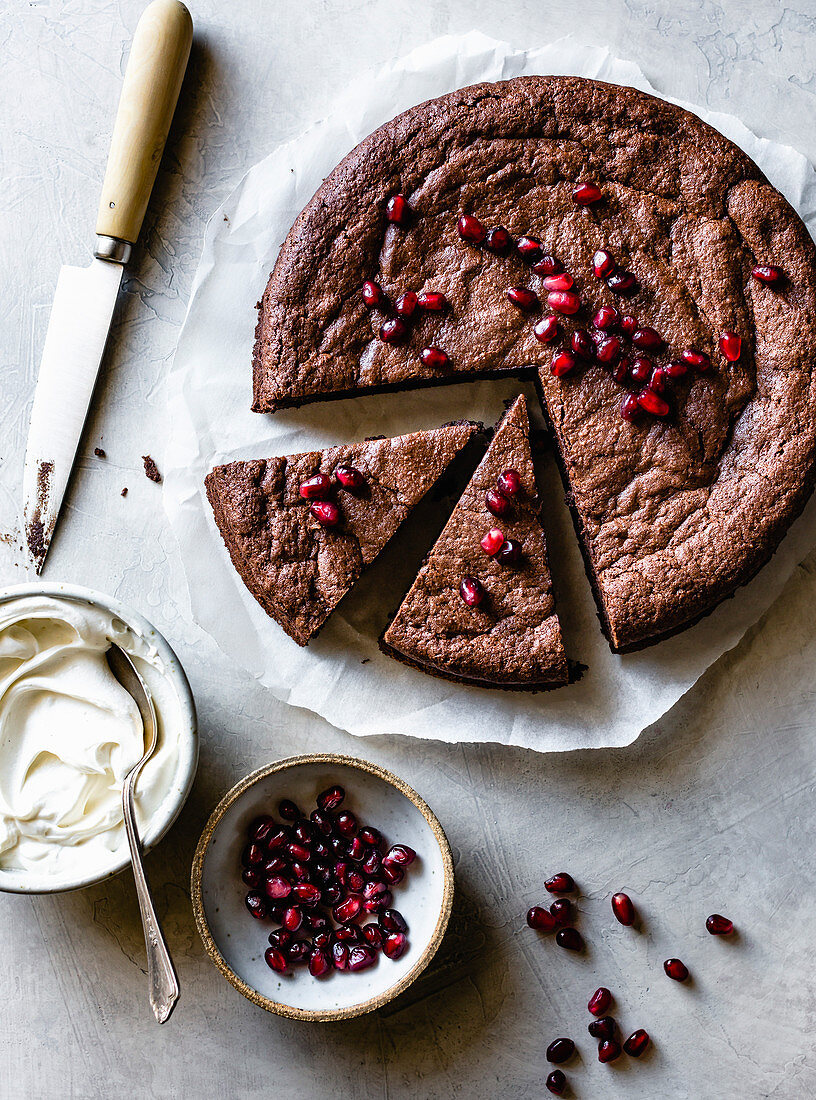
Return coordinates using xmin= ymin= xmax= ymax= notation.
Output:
xmin=191 ymin=753 xmax=455 ymax=1021
xmin=0 ymin=581 xmax=199 ymax=895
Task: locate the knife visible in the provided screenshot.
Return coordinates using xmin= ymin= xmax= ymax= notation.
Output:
xmin=23 ymin=0 xmax=193 ymax=572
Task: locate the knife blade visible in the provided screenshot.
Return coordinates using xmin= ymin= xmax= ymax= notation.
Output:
xmin=23 ymin=0 xmax=193 ymax=572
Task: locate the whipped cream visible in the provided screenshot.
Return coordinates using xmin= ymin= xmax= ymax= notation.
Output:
xmin=0 ymin=595 xmax=180 ymax=885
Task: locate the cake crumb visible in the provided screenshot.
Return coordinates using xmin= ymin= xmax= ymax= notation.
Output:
xmin=94 ymin=447 xmax=106 ymax=459
xmin=121 ymin=487 xmax=128 ymax=497
xmin=142 ymin=456 xmax=162 ymax=484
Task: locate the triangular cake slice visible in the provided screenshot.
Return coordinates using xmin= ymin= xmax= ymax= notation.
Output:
xmin=381 ymin=395 xmax=569 ymax=689
xmin=205 ymin=422 xmax=480 ymax=645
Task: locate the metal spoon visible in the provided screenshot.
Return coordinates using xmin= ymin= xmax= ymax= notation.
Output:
xmin=107 ymin=643 xmax=180 ymax=1024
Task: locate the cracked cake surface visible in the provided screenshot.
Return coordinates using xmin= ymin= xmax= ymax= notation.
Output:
xmin=205 ymin=422 xmax=479 ymax=645
xmin=381 ymin=395 xmax=568 ymax=689
xmin=253 ymin=75 xmax=816 ymax=650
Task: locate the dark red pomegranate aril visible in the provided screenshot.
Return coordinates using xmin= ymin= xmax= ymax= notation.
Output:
xmin=310 ymin=501 xmax=340 ymax=527
xmin=546 ymin=1038 xmax=575 ymax=1064
xmin=359 ymin=826 xmax=382 ymax=848
xmin=681 ymin=348 xmax=711 ymax=371
xmin=293 ymin=882 xmax=321 ymax=904
xmin=249 ymin=815 xmax=276 ymax=843
xmin=245 ymin=893 xmax=267 ymax=919
xmin=486 ymin=488 xmax=511 ymax=517
xmin=265 ymin=876 xmax=292 ymax=900
xmin=497 ymin=469 xmax=522 ymax=497
xmin=485 ymin=226 xmax=513 ymax=255
xmin=348 ymin=945 xmax=377 ymax=972
xmin=664 ymin=958 xmax=689 ymax=981
xmin=649 ymin=367 xmax=667 ymax=394
xmin=380 ymin=860 xmax=404 ymax=886
xmin=613 ymin=357 xmax=630 ymax=383
xmin=330 ymin=835 xmax=347 ymax=856
xmin=611 ymin=892 xmax=636 ymax=925
xmin=331 ymin=940 xmax=350 ymax=971
xmin=460 ymin=576 xmax=485 ymax=607
xmin=379 ymin=908 xmax=408 ymax=933
xmin=719 ymin=331 xmax=742 ymax=361
xmin=347 ymin=870 xmax=365 ymax=893
xmin=313 ymin=931 xmax=331 ymax=950
xmin=334 ymin=924 xmax=362 ymax=943
xmin=287 ymin=940 xmax=310 ymax=965
xmin=548 ymin=290 xmax=581 ymax=315
xmin=336 ymin=811 xmax=358 ymax=837
xmin=290 ymin=862 xmax=310 ymax=883
xmin=266 ymin=826 xmax=290 ymax=850
xmin=593 ymin=305 xmax=620 ymax=331
xmin=347 ymin=836 xmax=366 ymax=861
xmin=395 ymin=291 xmax=418 ymax=318
xmin=287 ymin=842 xmax=311 ymax=863
xmin=632 ymin=326 xmax=664 ymax=351
xmin=264 ymin=947 xmax=288 ymax=973
xmin=533 ymin=315 xmax=561 ymax=343
xmin=623 ymin=1029 xmax=650 ymax=1057
xmin=598 ymin=1039 xmax=622 ymax=1063
xmin=527 ymin=906 xmax=558 ymax=932
xmin=620 ymin=313 xmax=638 ymax=337
xmin=588 ymin=1016 xmax=616 ymax=1041
xmin=458 ymin=213 xmax=487 ymax=244
xmin=321 ymin=883 xmax=342 ymax=906
xmin=418 ymin=291 xmax=447 ymax=311
xmin=572 ymin=328 xmax=595 ymax=358
xmin=593 ymin=249 xmax=617 ymax=278
xmin=362 ymin=880 xmax=389 ymax=902
xmin=545 ymin=1070 xmax=567 ymax=1096
xmin=607 ymin=271 xmax=638 ymax=296
xmin=752 ymin=264 xmax=783 ymax=285
xmin=268 ymin=928 xmax=292 ymax=949
xmin=551 ymin=350 xmax=578 ymax=377
xmin=507 ymin=286 xmax=539 ymax=311
xmin=380 ymin=317 xmax=409 ymax=344
xmin=517 ymin=235 xmax=543 ymax=261
xmin=386 ymin=194 xmax=411 ymax=225
xmin=630 ymin=355 xmax=652 ymax=383
xmin=621 ymin=393 xmax=640 ymax=421
xmin=384 ymin=932 xmax=408 ymax=960
xmin=543 ymin=273 xmax=574 ymax=292
xmin=309 ymin=948 xmax=331 ymax=977
xmin=637 ymin=389 xmax=670 ymax=417
xmin=278 ymin=798 xmax=300 ymax=821
xmin=283 ymin=906 xmax=303 ymax=932
xmin=532 ymin=255 xmax=563 ymax=276
xmin=556 ymin=927 xmax=583 ymax=952
xmin=242 ymin=842 xmax=265 ymax=867
xmin=588 ymin=987 xmax=613 ymax=1016
xmin=293 ymin=819 xmax=314 ymax=844
xmin=318 ymin=785 xmax=344 ymax=812
xmin=420 ymin=346 xmax=450 ymax=370
xmin=298 ymin=473 xmax=332 ymax=500
xmin=335 ymin=465 xmax=365 ymax=491
xmin=334 ymin=860 xmax=349 ymax=886
xmin=496 ymin=538 xmax=522 ymax=566
xmin=333 ymin=894 xmax=362 ymax=923
xmin=306 ymin=912 xmax=330 ymax=933
xmin=550 ymin=899 xmax=572 ymax=925
xmin=572 ymin=181 xmax=603 ymax=205
xmin=362 ymin=280 xmax=386 ymax=309
xmin=241 ymin=868 xmax=260 ymax=888
xmin=362 ymin=851 xmax=381 ymax=876
xmin=362 ymin=923 xmax=385 ymax=948
xmin=596 ymin=335 xmax=622 ymax=365
xmin=666 ymin=359 xmax=688 ymax=378
xmin=706 ymin=913 xmax=734 ymax=936
xmin=481 ymin=528 xmax=505 ymax=556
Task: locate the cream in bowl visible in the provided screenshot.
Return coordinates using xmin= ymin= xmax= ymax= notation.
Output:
xmin=0 ymin=585 xmax=197 ymax=893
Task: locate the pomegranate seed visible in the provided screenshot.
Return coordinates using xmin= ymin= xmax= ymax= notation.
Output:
xmin=611 ymin=892 xmax=636 ymax=925
xmin=311 ymin=501 xmax=340 ymax=526
xmin=533 ymin=255 xmax=563 ymax=276
xmin=527 ymin=906 xmax=557 ymax=932
xmin=348 ymin=945 xmax=377 ymax=971
xmin=417 ymin=291 xmax=447 ymax=311
xmin=306 ymin=913 xmax=330 ymax=933
xmin=460 ymin=576 xmax=485 ymax=607
xmin=496 ymin=538 xmax=522 ymax=565
xmin=481 ymin=528 xmax=505 ymax=556
xmin=292 ymin=819 xmax=313 ymax=843
xmin=620 ymin=393 xmax=640 ymax=421
xmin=249 ymin=814 xmax=276 ymax=842
xmin=359 ymin=826 xmax=381 ymax=847
xmin=264 ymin=947 xmax=288 ymax=973
xmin=395 ymin=291 xmax=418 ymax=318
xmin=681 ymin=348 xmax=711 ymax=371
xmin=262 ymin=856 xmax=287 ymax=876
xmin=362 ymin=280 xmax=386 ymax=309
xmin=386 ymin=844 xmax=415 ymax=866
xmin=551 ymin=350 xmax=578 ymax=377
xmin=334 ymin=924 xmax=361 ymax=942
xmin=386 ymin=194 xmax=411 ymax=225
xmin=321 ymin=884 xmax=342 ymax=906
xmin=241 ymin=869 xmax=260 ymax=888
xmin=550 ymin=899 xmax=572 ymax=925
xmin=665 ymin=359 xmax=688 ymax=378
xmin=546 ymin=1070 xmax=566 ymax=1095
xmin=572 ymin=181 xmax=603 ymax=205
xmin=486 ymin=488 xmax=511 ymax=517
xmin=664 ymin=958 xmax=689 ymax=981
xmin=546 ymin=1038 xmax=575 ymax=1064
xmin=420 ymin=346 xmax=450 ymax=370
xmin=632 ymin=326 xmax=664 ymax=351
xmin=612 ymin=357 xmax=630 ymax=383
xmin=630 ymin=356 xmax=652 ymax=383
xmin=318 ymin=786 xmax=344 ymax=813
xmin=290 ymin=862 xmax=309 ymax=883
xmin=380 ymin=317 xmax=408 ymax=344
xmin=497 ymin=469 xmax=522 ymax=496
xmin=752 ymin=264 xmax=783 ymax=285
xmin=298 ymin=473 xmax=331 ymax=500
xmin=362 ymin=851 xmax=380 ymax=877
xmin=283 ymin=906 xmax=302 ymax=932
xmin=649 ymin=367 xmax=667 ymax=394
xmin=245 ymin=893 xmax=267 ymax=919
xmin=334 ymin=860 xmax=349 ymax=885
xmin=507 ymin=286 xmax=539 ymax=311
xmin=331 ymin=940 xmax=349 ymax=971
xmin=363 ymin=923 xmax=384 ymax=948
xmin=383 ymin=932 xmax=408 ymax=959
xmin=543 ymin=273 xmax=574 ymax=292
xmin=620 ymin=314 xmax=638 ymax=337
xmin=457 ymin=214 xmax=486 ymax=244
xmin=294 ymin=882 xmax=321 ymax=905
xmin=517 ymin=235 xmax=543 ymax=261
xmin=336 ymin=811 xmax=358 ymax=837
xmin=719 ymin=331 xmax=742 ymax=360
xmin=533 ymin=315 xmax=561 ymax=343
xmin=596 ymin=335 xmax=622 ymax=365
xmin=309 ymin=948 xmax=331 ymax=977
xmin=242 ymin=842 xmax=265 ymax=867
xmin=485 ymin=226 xmax=513 ymax=255
xmin=623 ymin=1029 xmax=650 ymax=1057
xmin=637 ymin=389 xmax=670 ymax=417
xmin=588 ymin=987 xmax=613 ymax=1016
xmin=588 ymin=1016 xmax=616 ymax=1041
xmin=265 ymin=876 xmax=292 ymax=900
xmin=706 ymin=914 xmax=734 ymax=935
xmin=548 ymin=290 xmax=581 ymax=315
xmin=598 ymin=1039 xmax=622 ymax=1063
xmin=288 ymin=940 xmax=309 ymax=965
xmin=556 ymin=927 xmax=583 ymax=951
xmin=335 ymin=465 xmax=365 ymax=490
xmin=571 ymin=328 xmax=595 ymax=358
xmin=593 ymin=305 xmax=620 ymax=331
xmin=347 ymin=836 xmax=366 ymax=861
xmin=593 ymin=249 xmax=617 ymax=278
xmin=287 ymin=842 xmax=311 ymax=862
xmin=379 ymin=908 xmax=408 ymax=933
xmin=363 ymin=879 xmax=390 ymax=903
xmin=333 ymin=895 xmax=362 ymax=923
xmin=380 ymin=860 xmax=404 ymax=885
xmin=329 ymin=836 xmax=347 ymax=855
xmin=312 ymin=932 xmax=331 ymax=950
xmin=607 ymin=271 xmax=638 ymax=295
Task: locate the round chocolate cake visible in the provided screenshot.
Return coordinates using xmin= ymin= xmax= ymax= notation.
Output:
xmin=252 ymin=75 xmax=816 ymax=651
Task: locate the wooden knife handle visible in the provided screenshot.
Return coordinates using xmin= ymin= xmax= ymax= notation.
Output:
xmin=96 ymin=0 xmax=193 ymax=245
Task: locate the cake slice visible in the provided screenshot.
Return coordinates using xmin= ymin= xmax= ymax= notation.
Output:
xmin=205 ymin=422 xmax=480 ymax=645
xmin=381 ymin=395 xmax=569 ymax=689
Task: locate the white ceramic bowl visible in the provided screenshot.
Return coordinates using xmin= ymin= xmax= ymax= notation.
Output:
xmin=191 ymin=755 xmax=454 ymax=1020
xmin=0 ymin=582 xmax=198 ymax=894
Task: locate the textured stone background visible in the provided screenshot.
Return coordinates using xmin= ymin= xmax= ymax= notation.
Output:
xmin=2 ymin=1 xmax=816 ymax=1097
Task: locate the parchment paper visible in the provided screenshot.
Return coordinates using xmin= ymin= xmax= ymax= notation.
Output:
xmin=162 ymin=33 xmax=816 ymax=752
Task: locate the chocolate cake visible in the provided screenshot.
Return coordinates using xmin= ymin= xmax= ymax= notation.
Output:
xmin=205 ymin=422 xmax=479 ymax=645
xmin=253 ymin=76 xmax=816 ymax=650
xmin=381 ymin=395 xmax=568 ymax=688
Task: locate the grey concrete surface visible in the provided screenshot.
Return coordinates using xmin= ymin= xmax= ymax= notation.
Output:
xmin=1 ymin=1 xmax=816 ymax=1096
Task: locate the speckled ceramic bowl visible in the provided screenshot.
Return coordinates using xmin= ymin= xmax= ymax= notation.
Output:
xmin=191 ymin=754 xmax=454 ymax=1020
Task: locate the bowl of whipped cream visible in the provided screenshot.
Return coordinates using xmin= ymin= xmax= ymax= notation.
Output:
xmin=0 ymin=583 xmax=198 ymax=893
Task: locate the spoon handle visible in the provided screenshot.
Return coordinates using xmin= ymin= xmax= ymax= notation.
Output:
xmin=123 ymin=776 xmax=180 ymax=1024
